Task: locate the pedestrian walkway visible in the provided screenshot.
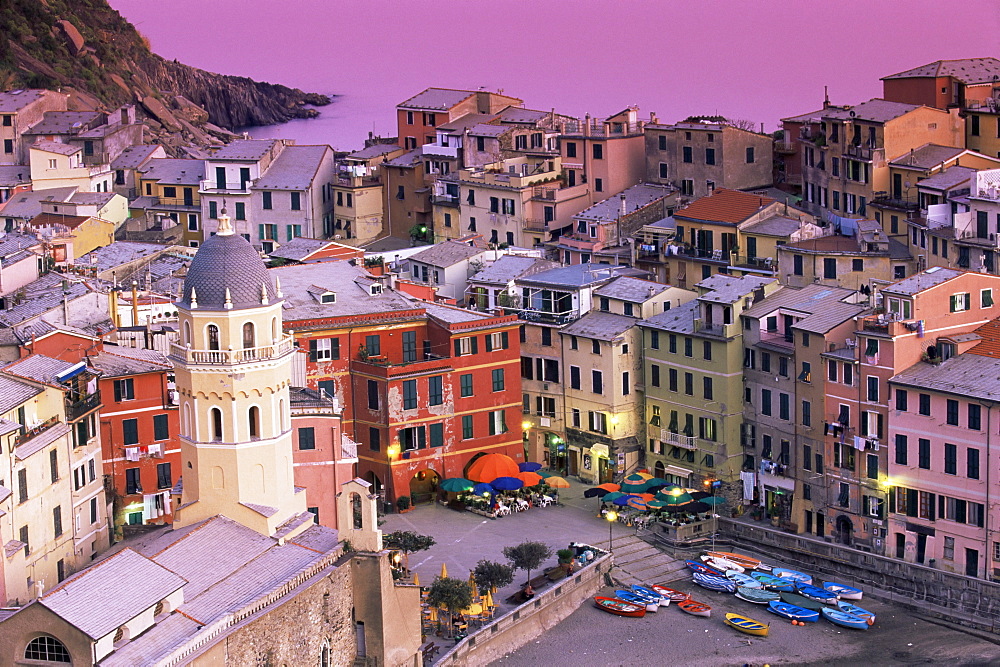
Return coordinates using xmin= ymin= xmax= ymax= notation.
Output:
xmin=588 ymin=533 xmax=687 ymax=587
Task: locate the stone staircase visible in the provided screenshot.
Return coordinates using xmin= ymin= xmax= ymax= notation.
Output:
xmin=590 ymin=533 xmax=687 ymax=587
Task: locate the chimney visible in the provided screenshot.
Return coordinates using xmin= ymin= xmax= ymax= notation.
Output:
xmin=584 ymin=114 xmax=592 ymax=137
xmin=823 ymin=86 xmax=830 ymax=109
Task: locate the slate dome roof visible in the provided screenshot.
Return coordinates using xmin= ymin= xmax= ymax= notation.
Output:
xmin=179 ymin=233 xmax=277 ymax=310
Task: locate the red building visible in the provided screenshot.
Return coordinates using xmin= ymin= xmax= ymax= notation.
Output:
xmin=19 ymin=328 xmax=180 ymax=531
xmin=395 ymin=88 xmax=522 ymax=150
xmin=274 ymin=261 xmax=524 ymax=504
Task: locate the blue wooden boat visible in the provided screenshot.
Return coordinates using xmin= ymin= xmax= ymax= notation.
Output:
xmin=750 ymin=571 xmax=795 ymax=592
xmin=725 ymin=571 xmax=763 ymax=589
xmin=692 ymin=572 xmax=736 ymax=593
xmin=771 ymin=567 xmax=812 ymax=585
xmin=632 ymin=585 xmax=669 ymax=606
xmin=823 ymin=581 xmax=863 ymax=600
xmin=837 ymin=599 xmax=875 ymax=625
xmin=615 ymin=589 xmax=659 ymax=612
xmin=735 ymin=586 xmax=780 ymax=604
xmin=795 ymin=582 xmax=838 ymax=604
xmin=821 ymin=606 xmax=869 ymax=630
xmin=686 ymin=560 xmax=725 ymax=577
xmin=724 ymin=612 xmax=769 ymax=637
xmin=767 ymin=600 xmax=819 ymax=623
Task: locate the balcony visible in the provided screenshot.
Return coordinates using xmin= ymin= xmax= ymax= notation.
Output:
xmin=66 ymin=391 xmax=101 ymax=421
xmin=341 ymin=437 xmax=359 ymax=460
xmin=81 ymin=151 xmax=110 ymax=167
xmin=351 ymin=353 xmax=452 ymax=378
xmin=870 ymin=192 xmax=919 ymax=212
xmin=759 ymin=329 xmax=795 ymax=351
xmin=844 ymin=144 xmax=883 ymax=162
xmin=673 ymin=245 xmax=728 ymax=263
xmin=422 ymin=143 xmax=460 ymax=158
xmin=523 ymin=218 xmax=549 ymax=233
xmin=732 ymin=256 xmax=775 ymax=272
xmin=170 ymin=336 xmax=295 ymax=365
xmin=199 ymin=179 xmax=254 ymax=194
xmin=149 ymin=196 xmax=198 ymax=210
xmin=774 ymin=139 xmax=797 ymax=154
xmin=661 ymin=431 xmax=696 ymax=450
xmin=859 ymin=313 xmax=919 ymax=337
xmin=431 ymin=193 xmax=460 ymax=207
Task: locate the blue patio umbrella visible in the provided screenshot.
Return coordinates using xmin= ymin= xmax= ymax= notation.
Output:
xmin=490 ymin=476 xmax=524 ymax=491
xmin=472 ymin=482 xmax=495 ymax=495
xmin=518 ymin=462 xmax=542 ymax=472
xmin=612 ymin=494 xmax=637 ymax=506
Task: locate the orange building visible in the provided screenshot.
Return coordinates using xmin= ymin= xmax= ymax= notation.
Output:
xmin=395 ymin=88 xmax=522 ymax=150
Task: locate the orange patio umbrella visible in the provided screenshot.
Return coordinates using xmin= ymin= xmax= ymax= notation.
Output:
xmin=596 ymin=483 xmax=620 ymax=492
xmin=467 ymin=453 xmax=520 ymax=483
xmin=516 ymin=471 xmax=543 ymax=487
xmin=545 ymin=476 xmax=571 ymax=489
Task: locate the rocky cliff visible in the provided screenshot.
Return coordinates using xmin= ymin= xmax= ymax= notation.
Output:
xmin=0 ymin=0 xmax=330 ymax=142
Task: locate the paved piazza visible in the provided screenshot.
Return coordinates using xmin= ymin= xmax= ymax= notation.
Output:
xmin=382 ymin=480 xmax=1000 ymax=666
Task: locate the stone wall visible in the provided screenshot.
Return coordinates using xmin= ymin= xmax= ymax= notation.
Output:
xmin=194 ymin=561 xmax=356 ymax=667
xmin=435 ymin=552 xmax=613 ymax=666
xmin=717 ymin=517 xmax=1000 ymax=634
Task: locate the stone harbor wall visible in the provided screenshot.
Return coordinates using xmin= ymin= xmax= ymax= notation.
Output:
xmin=436 ymin=551 xmax=613 ymax=666
xmin=718 ymin=518 xmax=1000 ymax=635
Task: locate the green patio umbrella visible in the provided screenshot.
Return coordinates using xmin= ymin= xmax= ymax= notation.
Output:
xmin=702 ymin=496 xmax=727 ymax=506
xmin=646 ymin=499 xmax=668 ymax=509
xmin=657 ymin=490 xmax=694 ymax=505
xmin=537 ymin=470 xmax=559 ymax=478
xmin=439 ymin=477 xmax=475 ymax=493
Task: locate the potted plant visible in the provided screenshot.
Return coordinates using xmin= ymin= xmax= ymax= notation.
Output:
xmin=556 ymin=548 xmax=574 ymax=565
xmin=396 ymin=495 xmax=412 ymax=513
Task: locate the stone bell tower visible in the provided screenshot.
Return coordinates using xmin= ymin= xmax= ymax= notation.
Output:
xmin=170 ymin=210 xmax=309 ymax=538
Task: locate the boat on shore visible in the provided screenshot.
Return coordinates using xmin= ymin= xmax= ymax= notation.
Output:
xmin=821 ymin=606 xmax=869 ymax=630
xmin=726 ymin=571 xmax=763 ymax=589
xmin=686 ymin=560 xmax=725 ymax=576
xmin=702 ymin=555 xmax=745 ymax=573
xmin=707 ymin=551 xmax=761 ymax=570
xmin=767 ymin=600 xmax=819 ymax=623
xmin=632 ymin=585 xmax=669 ymax=606
xmin=651 ymin=585 xmax=689 ymax=602
xmin=837 ymin=600 xmax=875 ymax=625
xmin=735 ymin=586 xmax=780 ymax=604
xmin=823 ymin=581 xmax=863 ymax=600
xmin=594 ymin=596 xmax=646 ymax=617
xmin=614 ymin=589 xmax=659 ymax=612
xmin=677 ymin=599 xmax=712 ymax=617
xmin=771 ymin=567 xmax=812 ymax=585
xmin=779 ymin=591 xmax=825 ymax=611
xmin=795 ymin=582 xmax=839 ymax=604
xmin=692 ymin=572 xmax=736 ymax=593
xmin=724 ymin=612 xmax=769 ymax=637
xmin=750 ymin=571 xmax=795 ymax=592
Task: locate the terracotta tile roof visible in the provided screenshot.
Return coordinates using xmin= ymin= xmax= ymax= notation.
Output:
xmin=970 ymin=317 xmax=1000 ymax=358
xmin=673 ymin=188 xmax=774 ymax=225
xmin=27 ymin=212 xmax=91 ymax=229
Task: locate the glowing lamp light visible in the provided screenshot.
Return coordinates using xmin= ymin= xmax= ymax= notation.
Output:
xmin=522 ymin=421 xmax=532 ymax=430
xmin=670 ymin=488 xmax=682 ymax=496
xmin=387 ymin=443 xmax=401 ymax=459
xmin=605 ymin=510 xmax=618 ymax=523
xmin=609 ymin=415 xmax=620 ymax=426
xmin=703 ymin=479 xmax=712 ymax=487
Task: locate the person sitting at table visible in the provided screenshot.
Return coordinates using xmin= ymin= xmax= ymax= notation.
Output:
xmin=523 ymin=583 xmax=535 ymax=600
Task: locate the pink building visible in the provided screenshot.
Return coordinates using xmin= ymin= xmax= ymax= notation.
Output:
xmin=887 ymin=332 xmax=999 ymax=579
xmin=289 ymin=387 xmax=358 ymax=529
xmin=820 ymin=267 xmax=1000 ymax=552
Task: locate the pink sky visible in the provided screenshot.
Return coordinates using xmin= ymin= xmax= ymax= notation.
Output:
xmin=111 ymin=0 xmax=1000 ymax=148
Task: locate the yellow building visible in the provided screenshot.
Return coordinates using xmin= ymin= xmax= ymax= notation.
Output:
xmin=135 ymin=158 xmax=205 ymax=248
xmin=26 ymin=212 xmax=115 ymax=264
xmin=29 ymin=141 xmax=113 ymax=193
xmin=170 ymin=209 xmax=309 ymax=538
xmin=0 ymin=356 xmax=109 ymax=606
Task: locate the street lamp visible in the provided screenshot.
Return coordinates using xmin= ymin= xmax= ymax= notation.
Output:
xmin=605 ymin=510 xmax=618 ymax=553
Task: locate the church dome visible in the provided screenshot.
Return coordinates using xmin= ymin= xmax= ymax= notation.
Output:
xmin=179 ymin=228 xmax=278 ymax=311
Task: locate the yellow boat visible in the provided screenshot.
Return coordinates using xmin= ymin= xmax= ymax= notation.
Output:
xmin=724 ymin=612 xmax=769 ymax=637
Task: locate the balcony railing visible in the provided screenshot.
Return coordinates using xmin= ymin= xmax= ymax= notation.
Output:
xmin=523 ymin=218 xmax=548 ymax=233
xmin=170 ymin=337 xmax=295 ymax=365
xmin=199 ymin=179 xmax=254 ymax=194
xmin=150 ymin=196 xmax=198 ymax=209
xmin=66 ymin=391 xmax=101 ymax=421
xmin=844 ymin=144 xmax=882 ymax=161
xmin=431 ymin=193 xmax=460 ymax=207
xmin=515 ymin=309 xmax=580 ymax=325
xmin=661 ymin=431 xmax=696 ymax=450
xmin=341 ymin=437 xmax=359 ymax=460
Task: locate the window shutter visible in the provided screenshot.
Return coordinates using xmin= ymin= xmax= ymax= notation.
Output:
xmin=471 ymin=337 xmax=478 ymax=354
xmin=454 ymin=339 xmax=461 ymax=356
xmin=258 ymin=224 xmax=265 ymax=240
xmin=877 ymin=412 xmax=884 ymax=438
xmin=965 ymin=293 xmax=972 ymax=310
xmin=860 ymin=413 xmax=868 ymax=436
xmin=309 ymin=339 xmax=318 ymax=362
xmin=113 ymin=381 xmax=122 ymax=402
xmin=501 ymin=331 xmax=509 ymax=349
xmin=888 ymin=488 xmax=896 ymax=513
xmin=928 ymin=493 xmax=936 ymax=521
xmin=485 ymin=335 xmax=493 ymax=352
xmin=906 ymin=488 xmax=918 ymax=517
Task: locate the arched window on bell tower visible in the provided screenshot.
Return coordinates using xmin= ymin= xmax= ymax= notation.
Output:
xmin=183 ymin=321 xmax=192 ymax=345
xmin=210 ymin=407 xmax=223 ymax=441
xmin=242 ymin=322 xmax=255 ymax=349
xmin=249 ymin=406 xmax=260 ymax=440
xmin=207 ymin=324 xmax=220 ymax=350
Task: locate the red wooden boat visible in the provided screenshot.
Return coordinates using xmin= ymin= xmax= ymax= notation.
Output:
xmin=676 ymin=598 xmax=712 ymax=618
xmin=651 ymin=585 xmax=690 ymax=602
xmin=594 ymin=596 xmax=646 ymax=617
